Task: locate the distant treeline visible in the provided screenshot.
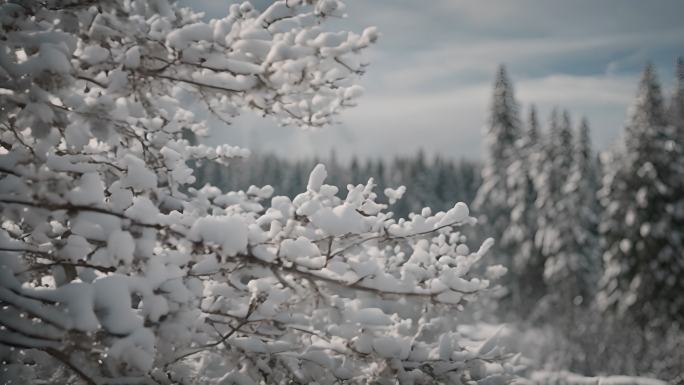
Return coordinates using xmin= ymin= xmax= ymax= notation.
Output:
xmin=194 ymin=151 xmax=481 ymax=219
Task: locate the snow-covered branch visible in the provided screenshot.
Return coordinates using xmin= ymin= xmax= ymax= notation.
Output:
xmin=0 ymin=1 xmax=515 ymax=384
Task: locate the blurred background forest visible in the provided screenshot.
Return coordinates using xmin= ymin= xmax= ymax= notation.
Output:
xmin=193 ymin=59 xmax=684 ymax=384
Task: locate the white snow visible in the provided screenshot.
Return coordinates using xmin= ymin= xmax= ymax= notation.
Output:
xmin=190 ymin=216 xmax=248 ymax=256
xmin=530 ymin=372 xmax=668 ymax=385
xmin=167 ymin=23 xmax=213 ymax=49
xmin=107 ymin=230 xmax=135 ymax=265
xmin=384 ymin=185 xmax=406 ymax=204
xmin=310 ymin=203 xmax=366 ymax=236
xmin=122 ymin=154 xmax=158 ymax=190
xmin=279 ymin=236 xmax=324 ymax=269
xmin=307 ymin=163 xmax=328 ymax=193
xmin=124 ymin=46 xmax=141 ymax=69
xmin=66 ymin=172 xmax=106 ymax=206
xmin=124 ymin=196 xmax=161 ymax=224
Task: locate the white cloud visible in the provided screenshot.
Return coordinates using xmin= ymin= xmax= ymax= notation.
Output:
xmin=517 ymin=74 xmax=635 ymax=106
xmin=333 ymin=73 xmax=637 ymax=159
xmin=204 ymin=72 xmax=638 ymax=161
xmin=189 ymin=0 xmax=683 ymax=160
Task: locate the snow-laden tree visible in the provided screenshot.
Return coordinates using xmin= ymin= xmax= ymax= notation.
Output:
xmin=557 ymin=111 xmax=575 ymax=174
xmin=473 ymin=65 xmax=521 ymax=270
xmin=531 ymin=109 xmax=558 ymax=277
xmin=534 ymin=109 xmax=573 ymax=264
xmin=525 ymin=106 xmax=540 ymax=148
xmin=501 ymin=105 xmax=542 ymax=315
xmin=597 ymin=64 xmax=684 ymax=326
xmin=543 ymin=118 xmax=600 ymax=309
xmin=669 ymin=57 xmax=684 ymax=146
xmin=0 ymin=1 xmax=518 ymax=384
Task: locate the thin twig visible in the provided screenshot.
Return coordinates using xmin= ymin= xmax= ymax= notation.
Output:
xmin=45 ymin=347 xmax=98 ymax=385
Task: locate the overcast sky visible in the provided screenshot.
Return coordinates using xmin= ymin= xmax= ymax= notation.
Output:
xmin=185 ymin=0 xmax=684 ymax=161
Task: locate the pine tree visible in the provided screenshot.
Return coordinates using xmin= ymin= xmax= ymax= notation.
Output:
xmin=668 ymin=57 xmax=684 ymax=160
xmin=669 ymin=57 xmax=684 ymax=132
xmin=558 ymin=110 xmax=575 ymax=173
xmin=474 ymin=64 xmax=521 ymax=264
xmin=459 ymin=158 xmax=482 ymax=204
xmin=373 ymin=158 xmax=387 ymax=198
xmin=534 ymin=109 xmax=561 ymax=258
xmin=408 ymin=149 xmax=431 ymax=212
xmin=350 ymin=155 xmax=361 ymax=184
xmin=598 ymin=64 xmax=684 ymax=325
xmin=526 ymin=105 xmax=540 ymax=147
xmin=432 ymin=155 xmax=451 ymax=210
xmin=502 ymin=105 xmax=543 ymax=314
xmin=327 ymin=149 xmax=343 ymax=188
xmin=545 ymin=118 xmax=600 ymax=307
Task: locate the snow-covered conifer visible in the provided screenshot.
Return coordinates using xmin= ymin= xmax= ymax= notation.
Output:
xmin=526 ymin=105 xmax=540 ymax=147
xmin=534 ymin=110 xmax=558 ymax=262
xmin=502 ymin=105 xmax=543 ymax=313
xmin=557 ymin=111 xmax=575 ymax=174
xmin=535 ymin=110 xmax=573 ymax=259
xmin=597 ymin=64 xmax=684 ymax=325
xmin=474 ymin=65 xmax=521 ymax=266
xmin=544 ymin=118 xmax=600 ymax=308
xmin=668 ymin=57 xmax=684 ymax=159
xmin=669 ymin=57 xmax=684 ymax=131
